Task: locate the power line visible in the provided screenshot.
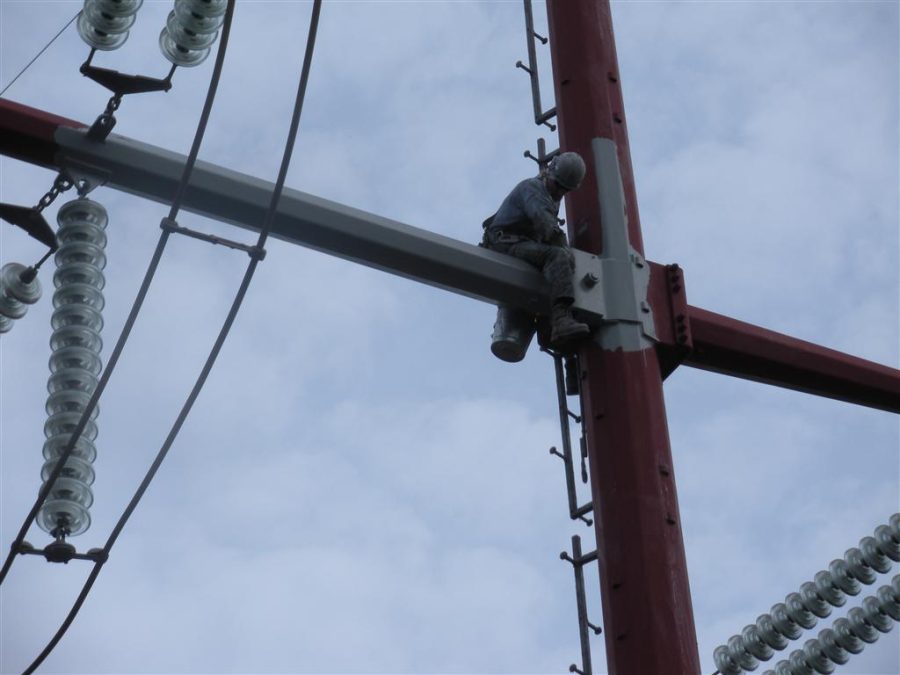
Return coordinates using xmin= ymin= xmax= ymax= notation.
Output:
xmin=0 ymin=11 xmax=79 ymax=98
xmin=22 ymin=1 xmax=323 ymax=670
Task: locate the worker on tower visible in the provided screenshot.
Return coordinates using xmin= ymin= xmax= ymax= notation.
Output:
xmin=482 ymin=151 xmax=590 ymax=357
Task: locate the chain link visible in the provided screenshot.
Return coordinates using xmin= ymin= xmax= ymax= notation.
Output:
xmin=106 ymin=93 xmax=122 ymax=114
xmin=35 ymin=173 xmax=75 ymax=212
xmin=97 ymin=94 xmax=122 ymax=125
xmin=86 ymin=93 xmax=124 ymax=142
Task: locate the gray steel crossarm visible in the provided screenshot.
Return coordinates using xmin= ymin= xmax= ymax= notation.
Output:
xmin=53 ymin=126 xmax=550 ymax=313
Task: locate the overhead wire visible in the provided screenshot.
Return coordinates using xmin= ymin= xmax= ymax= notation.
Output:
xmin=21 ymin=1 xmax=324 ymax=671
xmin=0 ymin=11 xmax=80 ymax=98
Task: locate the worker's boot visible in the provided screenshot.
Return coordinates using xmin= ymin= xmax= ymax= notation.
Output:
xmin=550 ymin=303 xmax=590 ymax=348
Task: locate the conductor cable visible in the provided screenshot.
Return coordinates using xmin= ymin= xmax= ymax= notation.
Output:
xmin=22 ymin=2 xmax=323 ymax=672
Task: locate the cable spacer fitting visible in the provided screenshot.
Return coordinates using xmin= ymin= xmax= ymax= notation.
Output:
xmin=15 ymin=540 xmax=35 ymax=555
xmin=161 ymin=217 xmax=266 ymax=260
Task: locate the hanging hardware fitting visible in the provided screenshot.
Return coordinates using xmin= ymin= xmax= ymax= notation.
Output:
xmin=87 ymin=94 xmax=123 ymax=141
xmin=61 ymin=159 xmax=110 ymax=198
xmin=0 ymin=204 xmax=58 ymax=250
xmin=160 ymin=218 xmax=266 ymax=260
xmin=80 ymin=61 xmax=174 ymax=97
xmin=35 ymin=173 xmax=75 ymax=212
xmin=0 ymin=171 xmax=80 ymax=250
xmin=80 ymin=49 xmax=174 ymax=98
xmin=15 ymin=539 xmax=107 ymax=565
xmin=81 ymin=50 xmax=175 ymax=143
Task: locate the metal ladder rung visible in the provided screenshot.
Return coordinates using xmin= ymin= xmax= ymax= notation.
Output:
xmin=548 ymin=351 xmax=592 ymax=524
xmin=518 ymin=0 xmax=557 ymax=131
xmin=544 ymin=346 xmax=601 ymax=674
xmin=561 ymin=535 xmax=602 ymax=675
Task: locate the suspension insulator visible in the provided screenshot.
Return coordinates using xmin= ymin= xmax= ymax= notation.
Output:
xmin=713 ymin=515 xmax=900 ymax=674
xmin=77 ymin=0 xmax=144 ymax=51
xmin=761 ymin=575 xmax=900 ymax=675
xmin=37 ymin=198 xmax=108 ymax=538
xmin=0 ymin=262 xmax=42 ymax=334
xmin=159 ymin=0 xmax=227 ymax=67
xmin=816 ymin=628 xmax=850 ymax=665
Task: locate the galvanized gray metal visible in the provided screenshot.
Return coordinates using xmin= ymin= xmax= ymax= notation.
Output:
xmin=54 ymin=126 xmax=554 ymax=315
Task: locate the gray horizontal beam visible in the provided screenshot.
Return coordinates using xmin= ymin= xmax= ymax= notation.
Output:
xmin=54 ymin=126 xmax=550 ymax=313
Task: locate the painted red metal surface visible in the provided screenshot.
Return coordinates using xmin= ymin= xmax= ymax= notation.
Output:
xmin=686 ymin=306 xmax=900 ymax=412
xmin=645 ymin=264 xmax=900 ymax=411
xmin=580 ymin=348 xmax=701 ymax=672
xmin=0 ymin=97 xmax=83 ymax=168
xmin=648 ymin=262 xmax=693 ymax=379
xmin=546 ymin=2 xmax=702 ymax=673
xmin=545 ymin=3 xmax=644 ymax=258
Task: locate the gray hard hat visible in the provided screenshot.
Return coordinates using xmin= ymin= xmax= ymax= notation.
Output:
xmin=549 ymin=152 xmax=586 ymax=191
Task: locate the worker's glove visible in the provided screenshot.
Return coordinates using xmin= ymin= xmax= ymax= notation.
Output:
xmin=546 ymin=227 xmax=569 ymax=247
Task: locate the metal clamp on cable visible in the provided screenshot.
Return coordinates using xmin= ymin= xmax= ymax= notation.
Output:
xmin=86 ymin=547 xmax=108 ymax=564
xmin=159 ymin=216 xmax=179 ymax=234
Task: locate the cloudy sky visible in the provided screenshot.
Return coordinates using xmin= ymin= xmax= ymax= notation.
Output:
xmin=1 ymin=1 xmax=897 ymax=674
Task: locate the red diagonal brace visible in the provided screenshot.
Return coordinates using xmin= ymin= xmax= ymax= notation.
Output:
xmin=685 ymin=306 xmax=900 ymax=413
xmin=646 ymin=262 xmax=900 ymax=412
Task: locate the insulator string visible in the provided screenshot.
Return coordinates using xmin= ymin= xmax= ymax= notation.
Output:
xmin=0 ymin=263 xmax=43 ymax=334
xmin=0 ymin=0 xmax=236 ymax=593
xmin=38 ymin=198 xmax=109 ymax=539
xmin=762 ymin=575 xmax=900 ymax=675
xmin=76 ymin=0 xmax=143 ymax=52
xmin=713 ymin=515 xmax=900 ymax=675
xmin=22 ymin=1 xmax=323 ymax=671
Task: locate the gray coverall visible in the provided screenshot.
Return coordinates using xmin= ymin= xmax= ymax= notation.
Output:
xmin=484 ymin=177 xmax=576 ymax=304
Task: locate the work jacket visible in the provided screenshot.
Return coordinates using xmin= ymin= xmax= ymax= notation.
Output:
xmin=487 ymin=177 xmax=562 ymax=244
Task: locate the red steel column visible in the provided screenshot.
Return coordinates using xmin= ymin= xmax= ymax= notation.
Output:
xmin=546 ymin=3 xmax=701 ymax=673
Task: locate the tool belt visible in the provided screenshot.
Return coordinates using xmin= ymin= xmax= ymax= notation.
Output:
xmin=483 ymin=229 xmax=529 ymax=250
xmin=480 ymin=215 xmax=531 ymax=249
